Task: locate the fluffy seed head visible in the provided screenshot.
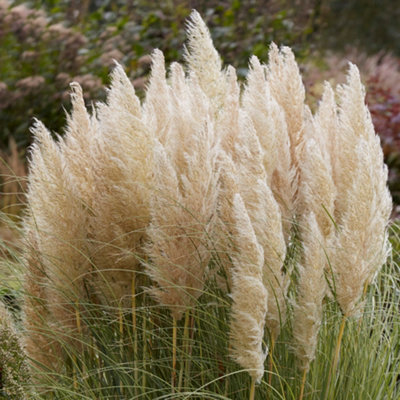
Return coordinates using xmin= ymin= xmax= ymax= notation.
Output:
xmin=332 ymin=64 xmax=392 ymax=316
xmin=229 ymin=193 xmax=268 ymax=383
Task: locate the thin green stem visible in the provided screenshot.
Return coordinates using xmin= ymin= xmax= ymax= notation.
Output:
xmin=184 ymin=313 xmax=195 ymax=388
xmin=119 ymin=307 xmax=124 ymax=395
xmin=268 ymin=336 xmax=276 ymax=387
xmin=132 ymin=273 xmax=138 ymax=396
xmin=142 ymin=312 xmax=147 ymax=392
xmin=73 ymin=300 xmax=81 ymax=391
xmin=172 ymin=316 xmax=177 ymax=392
xmin=178 ymin=310 xmax=190 ymax=391
xmin=72 ymin=354 xmax=78 ymax=390
xmin=357 ymin=282 xmax=369 ymax=334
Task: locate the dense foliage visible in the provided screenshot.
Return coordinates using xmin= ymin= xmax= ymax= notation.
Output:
xmin=2 ymin=0 xmax=399 ymax=148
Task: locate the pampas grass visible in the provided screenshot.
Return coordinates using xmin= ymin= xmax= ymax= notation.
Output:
xmin=332 ymin=64 xmax=392 ymax=317
xmin=266 ymin=43 xmax=306 ymax=181
xmin=293 ymin=110 xmax=336 ymax=373
xmin=145 ymin=55 xmax=220 ymax=320
xmin=87 ymin=65 xmax=151 ymax=307
xmin=243 ymin=55 xmax=296 ymax=241
xmin=5 ymin=10 xmax=394 ymax=400
xmin=229 ymin=193 xmax=268 ymax=389
xmin=184 ymin=10 xmax=227 ymax=110
xmin=24 ymin=121 xmax=91 ymax=370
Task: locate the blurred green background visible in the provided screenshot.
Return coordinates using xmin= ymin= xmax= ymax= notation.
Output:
xmin=1 ymin=0 xmax=400 ymax=207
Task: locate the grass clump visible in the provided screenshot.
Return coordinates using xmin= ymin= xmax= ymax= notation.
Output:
xmin=0 ymin=10 xmax=396 ymax=400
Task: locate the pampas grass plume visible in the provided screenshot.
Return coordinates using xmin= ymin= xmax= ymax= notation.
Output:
xmin=266 ymin=44 xmax=306 ymax=170
xmin=333 ymin=64 xmax=392 ymax=317
xmin=229 ymin=193 xmax=268 ymax=383
xmin=184 ymin=10 xmax=226 ymax=108
xmin=25 ymin=121 xmax=90 ymax=358
xmin=88 ymin=66 xmax=152 ymax=306
xmin=146 ymin=117 xmax=219 ymax=319
xmin=235 ymin=115 xmax=288 ymax=339
xmin=243 ymin=55 xmax=296 ymax=241
xmin=292 ymin=212 xmax=326 ymax=371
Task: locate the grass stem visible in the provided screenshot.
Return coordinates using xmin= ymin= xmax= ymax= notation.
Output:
xmin=325 ymin=314 xmax=347 ymax=400
xmin=75 ymin=300 xmax=81 ymax=334
xmin=249 ymin=377 xmax=256 ymax=400
xmin=142 ymin=313 xmax=147 ymax=392
xmin=172 ymin=315 xmax=177 ymax=392
xmin=119 ymin=307 xmax=124 ymax=395
xmin=357 ymin=282 xmax=369 ymax=334
xmin=72 ymin=354 xmax=78 ymax=390
xmin=184 ymin=313 xmax=195 ymax=388
xmin=132 ymin=273 xmax=138 ymax=396
xmin=268 ymin=336 xmax=275 ymax=387
xmin=178 ymin=310 xmax=190 ymax=391
xmin=73 ymin=300 xmax=81 ymax=391
xmin=299 ymin=369 xmax=307 ymax=400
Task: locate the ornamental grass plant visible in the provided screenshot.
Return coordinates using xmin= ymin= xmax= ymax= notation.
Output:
xmin=0 ymin=10 xmax=397 ymax=400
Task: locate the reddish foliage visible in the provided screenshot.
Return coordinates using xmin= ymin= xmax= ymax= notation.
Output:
xmin=366 ymin=75 xmax=400 ymax=209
